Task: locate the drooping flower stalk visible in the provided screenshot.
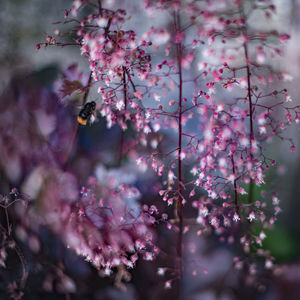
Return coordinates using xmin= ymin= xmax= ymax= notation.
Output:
xmin=174 ymin=11 xmax=184 ymax=299
xmin=240 ymin=4 xmax=255 ymax=204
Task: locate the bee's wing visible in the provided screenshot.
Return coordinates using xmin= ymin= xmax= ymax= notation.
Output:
xmin=88 ymin=113 xmax=97 ymax=125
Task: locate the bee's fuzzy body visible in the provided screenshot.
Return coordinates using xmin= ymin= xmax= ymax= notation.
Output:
xmin=77 ymin=101 xmax=96 ymax=125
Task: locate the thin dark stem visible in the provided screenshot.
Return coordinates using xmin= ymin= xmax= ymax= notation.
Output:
xmin=231 ymin=155 xmax=239 ymax=212
xmin=98 ymin=0 xmax=103 ymax=16
xmin=175 ymin=12 xmax=184 ymax=300
xmin=83 ymin=72 xmax=93 ymax=105
xmin=118 ymin=66 xmax=127 ymax=166
xmin=62 ymin=72 xmax=93 ymax=170
xmin=247 ymin=176 xmax=254 ymax=204
xmin=125 ymin=68 xmax=137 ymax=92
xmin=14 ymin=243 xmax=28 ymax=289
xmin=1 ymin=205 xmax=27 ymax=290
xmin=243 ymin=44 xmax=254 ymax=140
xmin=4 ymin=208 xmax=11 ymax=236
xmin=241 ymin=7 xmax=254 ymax=204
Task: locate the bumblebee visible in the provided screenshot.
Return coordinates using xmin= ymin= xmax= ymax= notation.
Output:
xmin=77 ymin=101 xmax=96 ymax=125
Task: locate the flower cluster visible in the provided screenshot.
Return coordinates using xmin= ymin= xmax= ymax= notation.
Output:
xmin=40 ymin=1 xmax=154 ymax=133
xmin=18 ymin=162 xmax=160 ymax=276
xmin=64 ymin=173 xmax=158 ymax=275
xmin=139 ymin=0 xmax=296 ymax=278
xmin=30 ymin=0 xmax=298 ymax=296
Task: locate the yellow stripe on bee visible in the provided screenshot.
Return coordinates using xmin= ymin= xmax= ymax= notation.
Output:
xmin=77 ymin=116 xmax=87 ymax=125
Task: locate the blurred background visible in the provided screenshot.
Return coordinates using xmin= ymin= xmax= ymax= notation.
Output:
xmin=0 ymin=0 xmax=300 ymax=299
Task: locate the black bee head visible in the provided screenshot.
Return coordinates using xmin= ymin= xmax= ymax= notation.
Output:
xmin=90 ymin=101 xmax=96 ymax=110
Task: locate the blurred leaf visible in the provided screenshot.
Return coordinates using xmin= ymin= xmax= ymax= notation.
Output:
xmin=263 ymin=227 xmax=300 ymax=261
xmin=239 ymin=182 xmax=266 ymax=204
xmin=60 ymin=79 xmax=84 ymax=98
